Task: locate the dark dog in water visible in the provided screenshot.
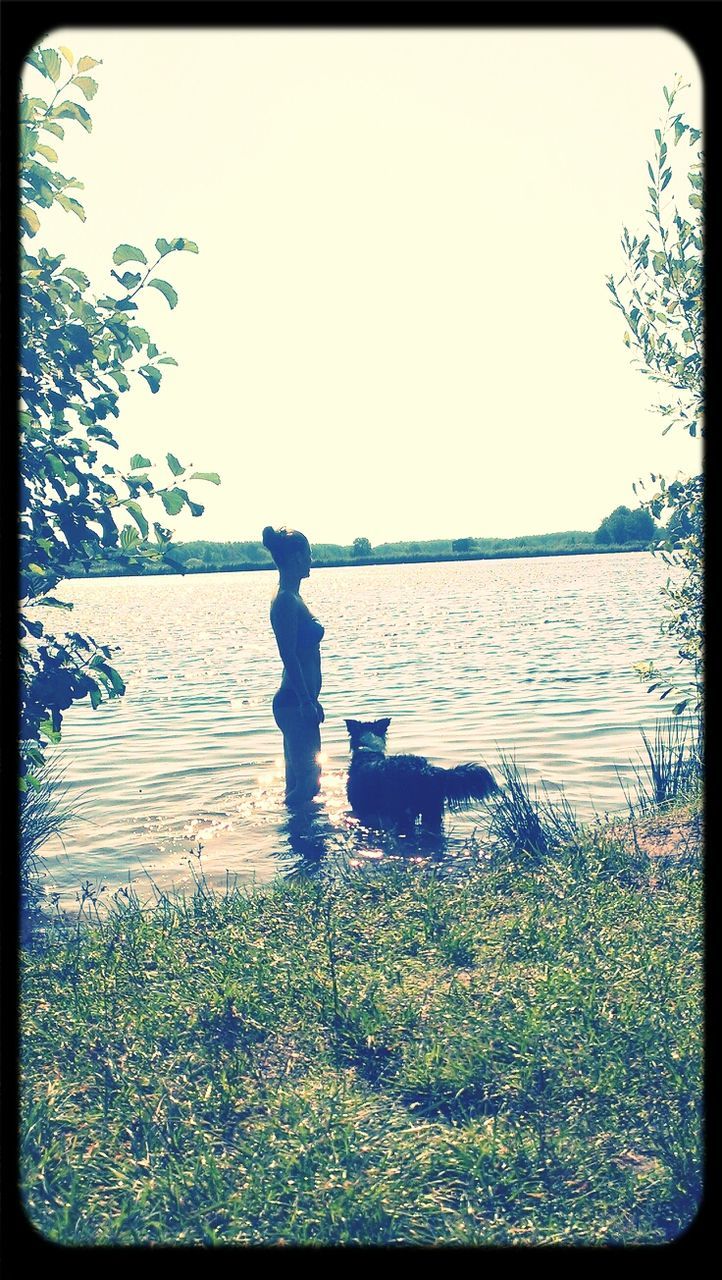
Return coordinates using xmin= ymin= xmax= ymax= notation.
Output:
xmin=345 ymin=718 xmax=498 ymax=830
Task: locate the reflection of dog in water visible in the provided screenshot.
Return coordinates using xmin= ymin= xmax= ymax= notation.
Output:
xmin=345 ymin=718 xmax=498 ymax=831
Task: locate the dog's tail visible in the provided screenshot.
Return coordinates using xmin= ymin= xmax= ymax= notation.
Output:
xmin=440 ymin=763 xmax=498 ymax=810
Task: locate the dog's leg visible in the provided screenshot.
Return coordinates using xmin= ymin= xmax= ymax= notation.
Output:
xmin=420 ymin=803 xmax=444 ymax=833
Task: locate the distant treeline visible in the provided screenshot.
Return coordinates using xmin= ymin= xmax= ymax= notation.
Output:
xmin=66 ymin=526 xmax=658 ymax=580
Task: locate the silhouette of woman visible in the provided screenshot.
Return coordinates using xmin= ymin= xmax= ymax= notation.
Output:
xmin=263 ymin=526 xmax=324 ymax=806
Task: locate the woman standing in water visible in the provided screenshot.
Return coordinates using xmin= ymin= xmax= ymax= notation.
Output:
xmin=263 ymin=526 xmax=324 ymax=806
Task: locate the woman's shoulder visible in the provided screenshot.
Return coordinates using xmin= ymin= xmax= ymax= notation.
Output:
xmin=270 ymin=588 xmax=302 ymax=618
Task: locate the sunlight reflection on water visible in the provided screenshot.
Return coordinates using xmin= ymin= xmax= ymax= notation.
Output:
xmin=38 ymin=554 xmax=685 ymax=906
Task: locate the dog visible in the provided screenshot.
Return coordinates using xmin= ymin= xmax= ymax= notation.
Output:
xmin=345 ymin=717 xmax=498 ymax=831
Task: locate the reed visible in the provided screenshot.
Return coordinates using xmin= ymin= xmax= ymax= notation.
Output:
xmin=621 ymin=716 xmax=703 ymax=816
xmin=20 ymin=758 xmax=79 ymax=940
xmin=486 ymin=752 xmax=582 ymax=865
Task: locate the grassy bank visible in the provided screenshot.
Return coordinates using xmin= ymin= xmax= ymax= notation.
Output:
xmin=21 ymin=789 xmax=702 ymax=1246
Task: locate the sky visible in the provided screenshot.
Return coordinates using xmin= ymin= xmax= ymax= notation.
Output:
xmin=23 ymin=25 xmax=703 ymax=546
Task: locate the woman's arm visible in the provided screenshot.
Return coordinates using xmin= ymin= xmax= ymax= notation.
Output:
xmin=270 ymin=593 xmax=319 ymax=718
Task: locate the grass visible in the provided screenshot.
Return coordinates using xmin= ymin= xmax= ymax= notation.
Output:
xmin=628 ymin=717 xmax=704 ymax=814
xmin=20 ymin=767 xmax=703 ymax=1247
xmin=19 ymin=758 xmax=79 ymax=943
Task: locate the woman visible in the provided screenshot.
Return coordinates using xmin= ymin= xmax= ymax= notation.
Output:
xmin=263 ymin=525 xmax=324 ymax=806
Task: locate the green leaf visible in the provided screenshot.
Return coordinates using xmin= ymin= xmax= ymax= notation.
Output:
xmin=123 ymin=500 xmax=149 ymax=536
xmin=153 ymin=522 xmax=172 ymax=545
xmin=60 ymin=267 xmax=90 ymax=290
xmin=42 ymin=121 xmax=65 ymax=139
xmin=674 ymin=120 xmax=687 ymax=145
xmin=112 ymin=269 xmax=142 ymax=289
xmin=77 ymin=56 xmax=101 ymax=72
xmin=190 ymin=471 xmax=221 ymax=485
xmin=24 ymin=50 xmax=46 ymax=78
xmin=20 ymin=206 xmax=41 ymax=236
xmin=107 ymin=369 xmax=130 ymax=392
xmin=130 ymin=454 xmax=152 ymax=469
xmin=34 ymin=597 xmax=73 ymax=609
xmin=72 ymin=76 xmax=99 ymax=101
xmin=36 ymin=143 xmax=59 ymax=163
xmin=39 ymin=717 xmax=62 ymax=745
xmin=147 ymin=278 xmax=178 ymax=309
xmin=174 ymin=238 xmax=199 ymax=253
xmin=40 ymin=48 xmax=62 ymax=82
xmin=187 ymin=499 xmax=205 ymax=518
xmin=157 ymin=356 xmax=178 ymax=366
xmin=688 ymin=193 xmax=703 ymax=210
xmin=128 ymin=326 xmax=150 ymax=351
xmin=155 ymin=238 xmax=173 ymax=256
xmin=89 ymin=658 xmax=126 ymax=695
xmin=652 ymin=251 xmax=667 ymax=274
xmin=166 ymin=452 xmax=185 ymax=476
xmin=89 ymin=686 xmax=103 ymax=710
xmin=50 ymin=100 xmax=92 ymax=131
xmin=112 ymin=243 xmax=148 ymax=266
xmin=20 ymin=94 xmax=48 ymax=121
xmin=158 ymin=487 xmax=188 ymax=516
xmin=139 ymin=365 xmax=162 ymax=394
xmin=54 ymin=193 xmax=86 ymax=221
xmin=120 ymin=526 xmax=140 ymax=550
xmin=59 ymin=45 xmax=74 ymax=65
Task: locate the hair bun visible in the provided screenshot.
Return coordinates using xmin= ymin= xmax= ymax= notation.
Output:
xmin=262 ymin=525 xmax=277 ymax=551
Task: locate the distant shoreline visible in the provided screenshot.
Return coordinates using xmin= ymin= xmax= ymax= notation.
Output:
xmin=66 ymin=543 xmax=654 ymax=581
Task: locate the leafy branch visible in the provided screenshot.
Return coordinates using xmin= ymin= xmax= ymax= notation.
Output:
xmin=19 ymin=42 xmax=221 ymax=786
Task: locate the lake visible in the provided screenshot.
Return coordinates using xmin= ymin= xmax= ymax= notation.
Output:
xmin=37 ymin=553 xmax=683 ymax=907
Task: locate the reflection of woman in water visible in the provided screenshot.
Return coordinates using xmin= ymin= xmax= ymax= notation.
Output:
xmin=263 ymin=526 xmax=324 ymax=806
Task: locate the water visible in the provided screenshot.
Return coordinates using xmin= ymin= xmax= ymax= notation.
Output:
xmin=36 ymin=553 xmax=683 ymax=906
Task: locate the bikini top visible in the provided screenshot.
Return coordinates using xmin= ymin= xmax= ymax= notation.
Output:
xmin=298 ymin=609 xmax=324 ymax=651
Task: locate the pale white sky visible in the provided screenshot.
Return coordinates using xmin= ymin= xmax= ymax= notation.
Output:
xmin=25 ymin=26 xmax=703 ymax=545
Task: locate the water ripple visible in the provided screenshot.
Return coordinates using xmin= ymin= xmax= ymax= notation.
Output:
xmin=40 ymin=554 xmax=684 ymax=905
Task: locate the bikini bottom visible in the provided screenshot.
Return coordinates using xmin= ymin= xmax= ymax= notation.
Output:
xmin=273 ymin=688 xmax=302 ymax=730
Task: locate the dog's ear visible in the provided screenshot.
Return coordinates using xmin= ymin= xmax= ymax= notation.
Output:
xmin=345 ymin=719 xmax=361 ymax=737
xmin=373 ymin=718 xmax=391 ymax=737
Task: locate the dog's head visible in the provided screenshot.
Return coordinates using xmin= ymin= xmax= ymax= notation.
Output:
xmin=345 ymin=718 xmax=391 ymax=754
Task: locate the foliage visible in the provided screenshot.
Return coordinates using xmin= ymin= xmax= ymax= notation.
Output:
xmin=593 ymin=505 xmax=657 ymax=546
xmin=18 ymin=43 xmax=219 ymax=788
xmin=606 ymin=77 xmax=703 ymax=715
xmin=451 ymin=537 xmax=476 ymax=554
xmin=70 ymin=529 xmax=640 ymax=577
xmin=351 ymin=536 xmax=373 ymax=558
xmin=21 ymin=794 xmax=701 ymax=1244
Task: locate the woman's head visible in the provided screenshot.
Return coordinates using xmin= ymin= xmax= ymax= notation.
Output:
xmin=262 ymin=526 xmax=312 ymax=578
